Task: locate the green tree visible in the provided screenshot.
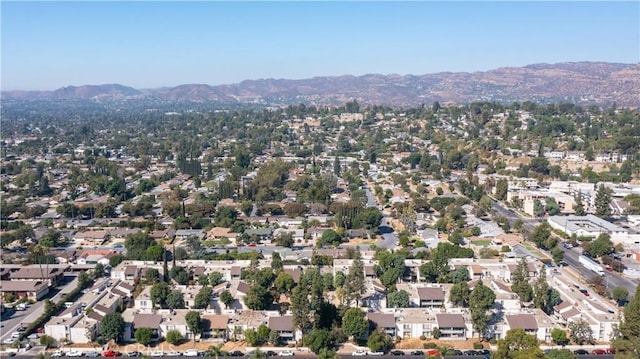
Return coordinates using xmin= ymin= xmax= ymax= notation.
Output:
xmin=185 ymin=311 xmax=202 ymax=343
xmin=194 ymin=286 xmax=213 ymax=309
xmin=573 ymin=192 xmax=586 ymax=216
xmin=552 ymin=246 xmax=564 ymax=265
xmin=150 ymin=282 xmax=170 ymax=308
xmin=343 ymin=254 xmax=365 ymax=306
xmin=449 ymin=282 xmax=471 ymax=307
xmin=551 ymin=328 xmax=568 ymax=346
xmin=244 ymin=286 xmax=273 ymax=310
xmin=39 ymin=335 xmax=55 ymax=348
xmin=387 ymin=290 xmax=410 ymax=308
xmin=244 ymin=328 xmax=259 ymax=346
xmin=469 ymin=281 xmax=495 ymax=339
xmin=612 ymin=286 xmax=629 ymax=304
xmin=613 ymin=285 xmax=640 ymax=358
xmin=317 ymin=348 xmax=339 ymax=359
xmin=100 ymin=312 xmax=125 ymax=343
xmin=533 ymin=199 xmax=544 ymax=217
xmin=304 ymin=329 xmax=332 ymax=354
xmin=545 ymin=197 xmax=560 ymax=216
xmin=166 ymin=292 xmax=185 ymax=309
xmin=511 ymin=258 xmax=533 ymax=303
xmin=271 ymin=252 xmax=283 ymax=272
xmin=291 ymin=285 xmax=311 ymax=340
xmin=163 ymin=329 xmax=182 ymax=345
xmin=220 ymin=290 xmax=234 ymax=309
xmin=568 ymin=318 xmax=593 ymax=345
xmin=495 ymin=179 xmax=508 ymax=201
xmin=595 ymin=184 xmax=612 ymax=218
xmin=367 ymin=328 xmax=393 ymax=353
xmin=135 ymin=327 xmax=153 ymax=347
xmin=586 ymin=233 xmax=613 ymax=258
xmin=257 ymin=324 xmax=271 ymax=344
xmin=109 ymin=254 xmax=126 ymax=268
xmin=342 ymin=308 xmax=368 ymax=340
xmin=493 ymin=329 xmax=544 ymax=359
xmin=274 ymin=272 xmax=295 ymax=296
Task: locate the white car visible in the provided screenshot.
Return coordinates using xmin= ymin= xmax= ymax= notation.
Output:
xmin=352 ymin=351 xmax=367 ymax=357
xmin=3 ymin=338 xmax=16 ymax=345
xmin=279 ymin=351 xmax=294 ymax=357
xmin=51 ymin=351 xmax=65 ymax=357
xmin=183 ymin=350 xmax=199 ymax=357
xmin=150 ymin=351 xmax=164 ymax=357
xmin=27 ymin=334 xmax=39 ymax=340
xmin=66 ymin=351 xmax=84 ymax=357
xmin=166 ymin=352 xmax=180 ymax=357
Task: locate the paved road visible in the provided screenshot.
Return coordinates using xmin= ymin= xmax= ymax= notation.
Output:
xmin=364 ymin=186 xmax=397 ymax=250
xmin=562 ymin=245 xmax=639 ymax=296
xmin=490 ymin=198 xmax=639 ymax=297
xmin=0 ymin=275 xmax=78 ymax=343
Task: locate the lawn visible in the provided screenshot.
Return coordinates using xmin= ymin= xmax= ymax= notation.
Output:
xmin=472 ymin=240 xmax=492 ymax=246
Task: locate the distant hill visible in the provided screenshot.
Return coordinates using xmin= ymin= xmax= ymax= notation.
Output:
xmin=3 ymin=62 xmax=639 ymax=107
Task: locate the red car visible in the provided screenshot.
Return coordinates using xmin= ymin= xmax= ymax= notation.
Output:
xmin=103 ymin=351 xmax=122 ymax=357
xmin=606 ymin=348 xmax=616 ymax=354
xmin=591 ymin=349 xmax=606 ymax=355
xmin=425 ymin=349 xmax=440 ymax=356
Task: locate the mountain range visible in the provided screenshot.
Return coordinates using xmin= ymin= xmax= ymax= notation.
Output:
xmin=3 ymin=62 xmax=639 ymax=107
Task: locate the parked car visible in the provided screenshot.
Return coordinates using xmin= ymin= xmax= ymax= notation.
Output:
xmin=184 ymin=350 xmax=199 ymax=357
xmin=463 ymin=350 xmax=478 ymax=356
xmin=3 ymin=338 xmax=16 ymax=345
xmin=51 ymin=351 xmax=65 ymax=357
xmin=591 ymin=349 xmax=607 ymax=355
xmin=11 ymin=332 xmax=21 ymax=338
xmin=127 ymin=352 xmax=141 ymax=357
xmin=229 ymin=351 xmax=244 ymax=357
xmin=27 ymin=334 xmax=39 ymax=340
xmin=579 ymin=289 xmax=590 ymax=296
xmin=66 ymin=351 xmax=84 ymax=357
xmin=425 ymin=350 xmax=440 ymax=356
xmin=103 ymin=351 xmax=122 ymax=357
xmin=606 ymin=348 xmax=616 ymax=354
xmin=409 ymin=351 xmax=424 ymax=356
xmin=85 ymin=352 xmax=100 ymax=358
xmin=150 ymin=351 xmax=164 ymax=357
xmin=573 ymin=349 xmax=589 ymax=355
xmin=390 ymin=350 xmax=405 ymax=356
xmin=367 ymin=351 xmax=384 ymax=356
xmin=266 ymin=351 xmax=277 ymax=357
xmin=279 ymin=351 xmax=294 ymax=357
xmin=351 ymin=351 xmax=367 ymax=357
xmin=166 ymin=351 xmax=180 ymax=357
xmin=452 ymin=350 xmax=463 ymax=355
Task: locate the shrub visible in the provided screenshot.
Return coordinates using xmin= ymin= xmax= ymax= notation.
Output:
xmin=473 ymin=342 xmax=484 ymax=349
xmin=423 ymin=342 xmax=438 ymax=349
xmin=488 ymin=338 xmax=497 ymax=344
xmin=419 ymin=335 xmax=426 ymax=341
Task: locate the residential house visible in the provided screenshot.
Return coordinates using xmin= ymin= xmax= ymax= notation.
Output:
xmin=367 ymin=312 xmax=396 ymax=337
xmin=267 ymin=315 xmax=301 ymax=344
xmin=435 ymin=313 xmax=467 ymax=340
xmin=417 ymin=287 xmax=446 ymax=308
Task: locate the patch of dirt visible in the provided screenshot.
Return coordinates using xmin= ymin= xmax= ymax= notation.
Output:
xmin=394 ymin=337 xmax=487 ymax=350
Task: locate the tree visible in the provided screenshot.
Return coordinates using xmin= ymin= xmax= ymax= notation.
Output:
xmin=533 ymin=270 xmax=557 ymax=314
xmin=544 ymin=197 xmax=560 ymax=216
xmin=194 ymin=286 xmax=213 ymax=309
xmin=274 ymin=272 xmax=295 ymax=296
xmin=291 ymin=286 xmax=311 ymax=340
xmin=551 ymin=328 xmax=569 ymax=346
xmin=533 ymin=199 xmax=544 ymax=217
xmin=317 ymin=348 xmax=339 ymax=359
xmin=341 ymin=308 xmax=368 ymax=340
xmin=343 ymin=254 xmax=365 ymax=306
xmin=145 ymin=268 xmax=160 ymax=284
xmin=612 ymin=286 xmax=629 ymax=304
xmin=39 ymin=335 xmax=55 ymax=348
xmin=271 ymin=252 xmax=283 ymax=272
xmin=586 ymin=233 xmax=613 ymax=258
xmin=449 ymin=282 xmax=471 ymax=307
xmin=166 ymin=292 xmax=185 ymax=309
xmin=387 ymin=290 xmax=410 ymax=308
xmin=185 ymin=311 xmax=202 ymax=343
xmin=150 ymin=282 xmax=170 ymax=308
xmin=100 ymin=312 xmax=125 ymax=343
xmin=613 ymin=285 xmax=640 ymax=358
xmin=109 ymin=254 xmax=125 ymax=268
xmin=268 ymin=330 xmax=280 ymax=345
xmin=552 ymin=246 xmax=564 ymax=265
xmin=257 ymin=324 xmax=271 ymax=344
xmin=568 ymin=318 xmax=594 ymax=345
xmin=244 ymin=286 xmax=273 ymax=310
xmin=165 ymin=329 xmax=183 ymax=345
xmin=243 ymin=328 xmax=259 ymax=346
xmin=367 ymin=328 xmax=393 ymax=353
xmin=493 ymin=329 xmax=544 ymax=359
xmin=220 ymin=290 xmax=234 ymax=309
xmin=530 ymin=222 xmax=553 ymax=250
xmin=304 ymin=328 xmax=332 ymax=354
xmin=511 ymin=258 xmax=533 ymax=303
xmin=469 ymin=281 xmax=495 ymax=339
xmin=595 ymin=184 xmax=612 ymax=218
xmin=135 ymin=327 xmax=153 ymax=347
xmin=573 ymin=192 xmax=586 ymax=216
xmin=495 ymin=179 xmax=508 ymax=201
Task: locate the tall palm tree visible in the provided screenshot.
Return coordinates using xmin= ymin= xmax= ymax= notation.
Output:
xmin=207 ymin=344 xmax=223 ymax=359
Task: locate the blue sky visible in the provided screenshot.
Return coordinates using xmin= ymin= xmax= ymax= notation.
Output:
xmin=2 ymin=1 xmax=639 ymax=90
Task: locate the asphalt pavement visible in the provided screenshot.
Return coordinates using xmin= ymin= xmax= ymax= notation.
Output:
xmin=3 ymin=354 xmax=615 ymax=359
xmin=364 ymin=186 xmax=397 ymax=249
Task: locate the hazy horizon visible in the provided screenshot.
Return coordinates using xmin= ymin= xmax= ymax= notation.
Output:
xmin=2 ymin=1 xmax=639 ymax=91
